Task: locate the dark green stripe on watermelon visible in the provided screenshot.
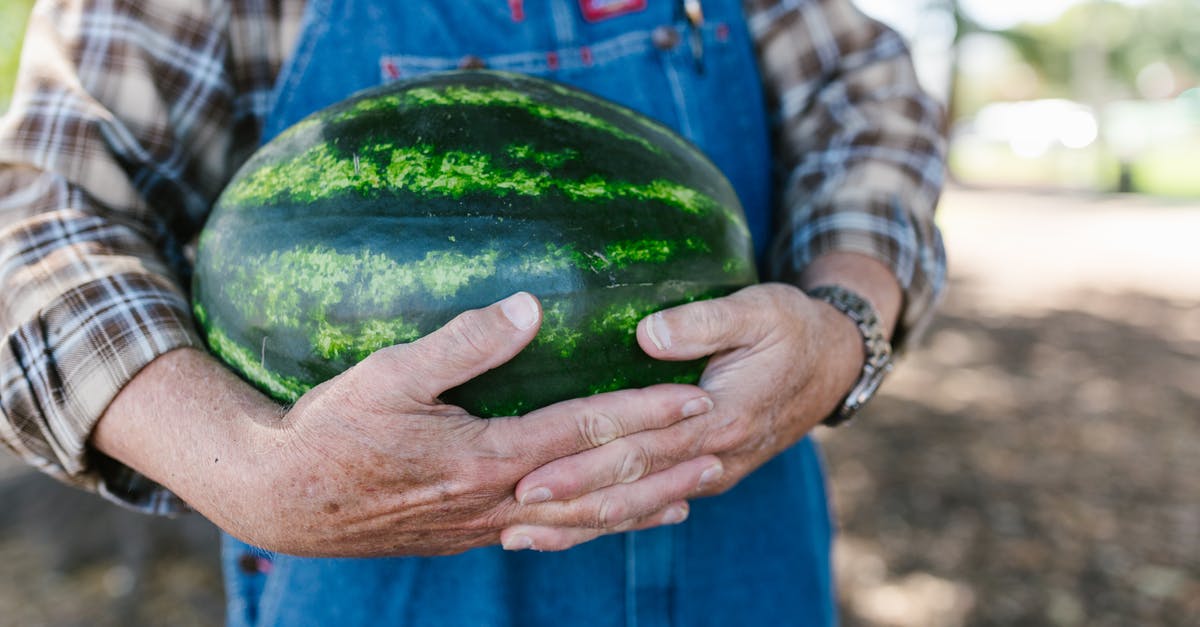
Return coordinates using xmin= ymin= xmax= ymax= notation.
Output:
xmin=194 ymin=70 xmax=757 ymax=416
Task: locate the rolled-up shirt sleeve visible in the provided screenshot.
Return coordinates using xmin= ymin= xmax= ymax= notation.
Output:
xmin=749 ymin=0 xmax=948 ymax=346
xmin=0 ymin=0 xmax=290 ymax=513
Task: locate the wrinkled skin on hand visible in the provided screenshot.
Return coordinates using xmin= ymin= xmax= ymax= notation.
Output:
xmin=504 ymin=283 xmax=867 ymax=550
xmin=197 ymin=293 xmax=724 ymax=558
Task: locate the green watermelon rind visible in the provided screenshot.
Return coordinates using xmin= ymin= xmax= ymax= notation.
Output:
xmin=193 ymin=70 xmax=758 ymax=417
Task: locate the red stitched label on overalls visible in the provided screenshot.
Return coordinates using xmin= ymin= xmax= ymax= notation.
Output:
xmin=509 ymin=0 xmax=525 ymax=22
xmin=579 ymin=0 xmax=647 ymax=22
xmin=381 ymin=58 xmax=402 ymax=80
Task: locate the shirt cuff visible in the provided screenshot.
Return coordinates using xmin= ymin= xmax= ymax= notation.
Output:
xmin=768 ymin=196 xmax=947 ymax=350
xmin=1 ymin=273 xmax=203 ymax=515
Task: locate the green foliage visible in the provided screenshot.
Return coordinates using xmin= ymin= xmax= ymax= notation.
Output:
xmin=0 ymin=0 xmax=36 ymax=111
xmin=993 ymin=0 xmax=1200 ymax=97
xmin=1129 ymin=143 xmax=1200 ymax=197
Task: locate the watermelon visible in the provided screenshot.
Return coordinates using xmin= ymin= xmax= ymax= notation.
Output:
xmin=192 ymin=70 xmax=757 ymax=417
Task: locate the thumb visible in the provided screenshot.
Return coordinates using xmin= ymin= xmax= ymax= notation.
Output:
xmin=382 ymin=292 xmax=542 ymax=402
xmin=636 ymin=291 xmax=766 ymax=361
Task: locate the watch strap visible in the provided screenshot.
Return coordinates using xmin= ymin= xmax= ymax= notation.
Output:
xmin=806 ymin=285 xmax=894 ymax=426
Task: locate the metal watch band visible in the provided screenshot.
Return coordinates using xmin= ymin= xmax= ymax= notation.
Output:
xmin=805 ymin=285 xmax=894 ymax=426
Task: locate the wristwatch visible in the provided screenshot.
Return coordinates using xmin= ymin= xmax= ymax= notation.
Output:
xmin=805 ymin=285 xmax=894 ymax=427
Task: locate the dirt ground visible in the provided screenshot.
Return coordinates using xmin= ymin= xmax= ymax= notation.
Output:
xmin=825 ymin=187 xmax=1200 ymax=626
xmin=0 ymin=187 xmax=1196 ymax=626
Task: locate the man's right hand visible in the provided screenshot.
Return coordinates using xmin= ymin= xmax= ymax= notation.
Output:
xmin=94 ymin=293 xmax=722 ymax=557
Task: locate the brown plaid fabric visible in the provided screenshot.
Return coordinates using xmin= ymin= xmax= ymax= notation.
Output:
xmin=0 ymin=0 xmax=946 ymax=514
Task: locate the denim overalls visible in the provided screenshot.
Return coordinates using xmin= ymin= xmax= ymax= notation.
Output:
xmin=222 ymin=1 xmax=835 ymax=625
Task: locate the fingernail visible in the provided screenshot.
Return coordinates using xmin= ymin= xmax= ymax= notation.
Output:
xmin=698 ymin=464 xmax=724 ymax=491
xmin=662 ymin=505 xmax=689 ymax=525
xmin=501 ymin=292 xmax=538 ymax=330
xmin=503 ymin=534 xmax=533 ymax=551
xmin=646 ymin=312 xmax=672 ymax=351
xmin=520 ymin=487 xmax=553 ymax=505
xmin=681 ymin=397 xmax=713 ymax=418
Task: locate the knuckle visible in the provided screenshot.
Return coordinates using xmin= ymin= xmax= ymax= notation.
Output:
xmin=614 ymin=443 xmax=650 ymax=484
xmin=692 ymin=303 xmax=735 ymax=342
xmin=579 ymin=410 xmax=621 ymax=448
xmin=595 ymin=495 xmax=626 ymax=529
xmin=725 ymin=419 xmax=752 ymax=445
xmin=678 ymin=428 xmax=710 ymax=458
xmin=705 ymin=415 xmax=746 ymax=452
xmin=708 ymin=430 xmax=741 ymax=455
xmin=446 ymin=312 xmax=496 ymax=358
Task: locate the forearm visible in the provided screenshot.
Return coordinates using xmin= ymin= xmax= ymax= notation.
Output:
xmin=91 ymin=347 xmax=282 ymax=516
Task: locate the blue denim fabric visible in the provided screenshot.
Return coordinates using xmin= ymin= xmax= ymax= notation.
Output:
xmin=224 ymin=439 xmax=833 ymax=626
xmin=226 ymin=1 xmax=836 ymax=625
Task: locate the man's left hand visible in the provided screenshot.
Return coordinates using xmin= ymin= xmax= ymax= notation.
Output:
xmin=500 ymin=282 xmax=868 ymax=550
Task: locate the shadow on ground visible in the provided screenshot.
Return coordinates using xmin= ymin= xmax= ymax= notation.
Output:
xmin=825 ymin=283 xmax=1200 ymax=627
xmin=0 ymin=281 xmax=1196 ymax=626
xmin=0 ymin=471 xmax=223 ymax=627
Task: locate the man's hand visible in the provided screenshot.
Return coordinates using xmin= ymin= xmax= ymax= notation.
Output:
xmin=95 ymin=293 xmax=721 ymax=558
xmin=505 ymin=253 xmax=902 ymax=550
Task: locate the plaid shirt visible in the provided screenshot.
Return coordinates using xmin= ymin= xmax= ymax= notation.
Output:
xmin=0 ymin=0 xmax=946 ymax=514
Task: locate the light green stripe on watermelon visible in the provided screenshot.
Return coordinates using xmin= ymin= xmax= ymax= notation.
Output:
xmin=333 ymin=85 xmax=660 ymax=155
xmin=273 ymin=116 xmax=322 ymax=142
xmin=535 ymin=298 xmax=664 ymax=359
xmin=513 ymin=245 xmax=575 ymax=275
xmin=329 ymin=93 xmax=405 ymax=120
xmin=225 ymin=143 xmax=385 ymax=204
xmin=722 ymin=256 xmax=751 ymax=275
xmin=534 ymin=300 xmax=584 ymax=358
xmin=219 ymin=245 xmax=498 ymax=360
xmin=221 ymin=236 xmax=711 ymax=341
xmin=382 ymin=145 xmax=546 ymax=198
xmin=231 ymin=245 xmax=499 ymax=311
xmin=538 ymin=237 xmax=710 ymax=274
xmin=193 ymin=301 xmax=209 ymax=327
xmin=601 ymin=237 xmax=710 ymax=269
xmin=202 ymin=322 xmax=312 ymax=402
xmin=589 ymin=300 xmax=649 ymax=345
xmin=312 ymin=317 xmax=422 ymax=362
xmin=506 ymin=144 xmax=579 ymax=169
xmin=222 ymin=142 xmax=748 ymax=237
xmin=545 ymin=81 xmax=697 ymax=156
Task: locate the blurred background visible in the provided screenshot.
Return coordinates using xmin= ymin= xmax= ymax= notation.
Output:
xmin=1 ymin=0 xmax=1197 ymax=625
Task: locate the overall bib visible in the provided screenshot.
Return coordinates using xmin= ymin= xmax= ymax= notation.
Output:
xmin=222 ymin=1 xmax=835 ymax=625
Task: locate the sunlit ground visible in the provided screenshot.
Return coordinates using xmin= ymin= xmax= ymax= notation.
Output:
xmin=1 ymin=187 xmax=1197 ymax=625
xmin=823 ymin=186 xmax=1200 ymax=626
